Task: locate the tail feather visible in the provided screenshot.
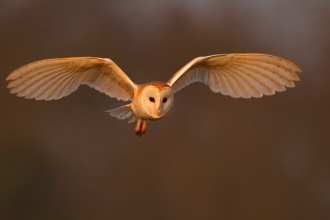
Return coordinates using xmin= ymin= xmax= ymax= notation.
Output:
xmin=105 ymin=104 xmax=137 ymax=123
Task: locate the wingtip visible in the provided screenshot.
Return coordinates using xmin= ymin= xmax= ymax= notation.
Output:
xmin=6 ymin=68 xmax=22 ymax=81
xmin=9 ymin=88 xmax=18 ymax=94
xmin=6 ymin=73 xmax=14 ymax=81
xmin=296 ymin=66 xmax=303 ymax=73
xmin=7 ymin=82 xmax=14 ymax=89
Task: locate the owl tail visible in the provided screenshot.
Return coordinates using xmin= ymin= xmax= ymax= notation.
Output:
xmin=104 ymin=103 xmax=137 ymax=123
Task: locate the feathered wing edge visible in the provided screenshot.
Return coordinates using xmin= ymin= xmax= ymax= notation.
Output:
xmin=104 ymin=103 xmax=137 ymax=123
xmin=6 ymin=57 xmax=136 ymax=101
xmin=166 ymin=53 xmax=302 ymax=98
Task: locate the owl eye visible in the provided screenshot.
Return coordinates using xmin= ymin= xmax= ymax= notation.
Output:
xmin=149 ymin=97 xmax=155 ymax=102
xmin=163 ymin=98 xmax=167 ymax=103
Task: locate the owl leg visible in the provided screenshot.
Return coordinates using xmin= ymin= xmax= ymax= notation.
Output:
xmin=134 ymin=119 xmax=147 ymax=137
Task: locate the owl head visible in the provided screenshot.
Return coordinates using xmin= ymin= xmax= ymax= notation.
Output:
xmin=139 ymin=82 xmax=174 ymax=120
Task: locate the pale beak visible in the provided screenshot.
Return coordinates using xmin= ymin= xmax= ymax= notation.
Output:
xmin=156 ymin=103 xmax=162 ymax=116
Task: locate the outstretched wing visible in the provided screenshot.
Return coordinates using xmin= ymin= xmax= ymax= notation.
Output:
xmin=166 ymin=53 xmax=301 ymax=98
xmin=7 ymin=57 xmax=136 ymax=101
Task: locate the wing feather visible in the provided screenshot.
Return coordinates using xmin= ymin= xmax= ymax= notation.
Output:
xmin=221 ymin=72 xmax=236 ymax=97
xmin=7 ymin=57 xmax=136 ymax=101
xmin=233 ymin=61 xmax=295 ymax=88
xmin=235 ymin=54 xmax=301 ymax=72
xmin=232 ymin=65 xmax=276 ymax=96
xmin=167 ymin=53 xmax=301 ymax=98
xmin=234 ymin=59 xmax=300 ymax=81
xmin=104 ymin=104 xmax=137 ymax=123
xmin=222 ymin=69 xmax=250 ymax=98
xmin=46 ymin=70 xmax=78 ymax=100
xmin=18 ymin=68 xmax=69 ymax=98
xmin=216 ymin=72 xmax=228 ymax=96
xmin=208 ymin=70 xmax=220 ymax=93
xmin=43 ymin=69 xmax=80 ymax=100
xmin=223 ymin=71 xmax=241 ymax=98
xmin=229 ymin=67 xmax=264 ymax=98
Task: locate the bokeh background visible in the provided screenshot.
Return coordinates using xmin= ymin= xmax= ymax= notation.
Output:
xmin=1 ymin=0 xmax=329 ymax=219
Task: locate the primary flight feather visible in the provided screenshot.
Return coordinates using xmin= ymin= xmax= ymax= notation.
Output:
xmin=7 ymin=53 xmax=301 ymax=136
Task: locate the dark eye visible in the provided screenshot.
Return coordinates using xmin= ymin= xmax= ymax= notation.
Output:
xmin=149 ymin=97 xmax=155 ymax=102
xmin=163 ymin=98 xmax=167 ymax=103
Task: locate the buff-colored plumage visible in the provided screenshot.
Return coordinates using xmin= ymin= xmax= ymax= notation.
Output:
xmin=7 ymin=53 xmax=301 ymax=136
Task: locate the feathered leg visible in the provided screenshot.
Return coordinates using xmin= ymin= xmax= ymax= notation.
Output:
xmin=134 ymin=119 xmax=146 ymax=137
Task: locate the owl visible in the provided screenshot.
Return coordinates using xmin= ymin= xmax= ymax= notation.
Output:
xmin=6 ymin=53 xmax=301 ymax=136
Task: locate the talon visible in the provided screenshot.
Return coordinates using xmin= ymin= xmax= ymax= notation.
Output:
xmin=134 ymin=119 xmax=146 ymax=137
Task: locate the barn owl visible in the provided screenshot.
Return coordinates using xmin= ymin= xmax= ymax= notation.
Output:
xmin=6 ymin=53 xmax=301 ymax=136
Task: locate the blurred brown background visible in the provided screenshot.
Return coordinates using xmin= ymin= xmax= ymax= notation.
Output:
xmin=0 ymin=0 xmax=329 ymax=219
